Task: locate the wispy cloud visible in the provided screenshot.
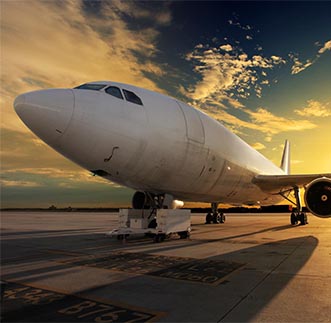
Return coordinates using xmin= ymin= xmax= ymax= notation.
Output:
xmin=228 ymin=19 xmax=253 ymax=31
xmin=185 ymin=44 xmax=285 ymax=101
xmin=1 ymin=0 xmax=170 ymax=133
xmin=1 ymin=0 xmax=173 ymax=190
xmin=1 ymin=167 xmax=121 ymax=190
xmin=251 ymin=142 xmax=266 ymax=150
xmin=294 ymin=100 xmax=331 ymax=117
xmin=197 ymin=103 xmax=316 ymax=139
xmin=246 ymin=108 xmax=316 ymax=134
xmin=0 ymin=179 xmax=42 ymax=188
xmin=318 ymin=39 xmax=331 ymax=54
xmin=219 ymin=44 xmax=233 ymax=52
xmin=290 ymin=39 xmax=331 ymax=74
xmin=182 ymin=40 xmax=316 ymax=140
xmin=291 ymin=57 xmax=314 ymax=75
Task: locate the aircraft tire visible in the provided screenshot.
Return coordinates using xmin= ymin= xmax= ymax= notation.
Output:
xmin=206 ymin=213 xmax=212 ymax=224
xmin=299 ymin=212 xmax=308 ymax=225
xmin=212 ymin=213 xmax=220 ymax=224
xmin=290 ymin=212 xmax=297 ymax=225
xmin=220 ymin=213 xmax=226 ymax=223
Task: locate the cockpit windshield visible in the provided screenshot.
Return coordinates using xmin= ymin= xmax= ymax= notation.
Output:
xmin=74 ymin=84 xmax=107 ymax=91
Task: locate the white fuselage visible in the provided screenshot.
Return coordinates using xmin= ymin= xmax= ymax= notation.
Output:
xmin=14 ymin=81 xmax=286 ymax=206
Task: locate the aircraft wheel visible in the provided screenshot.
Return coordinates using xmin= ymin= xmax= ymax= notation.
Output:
xmin=304 ymin=213 xmax=308 ymax=224
xmin=205 ymin=213 xmax=212 ymax=224
xmin=290 ymin=212 xmax=297 ymax=225
xmin=299 ymin=212 xmax=308 ymax=225
xmin=213 ymin=213 xmax=220 ymax=224
xmin=220 ymin=213 xmax=226 ymax=223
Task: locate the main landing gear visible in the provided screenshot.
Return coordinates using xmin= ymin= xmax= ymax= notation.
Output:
xmin=206 ymin=202 xmax=226 ymax=224
xmin=282 ymin=186 xmax=308 ymax=226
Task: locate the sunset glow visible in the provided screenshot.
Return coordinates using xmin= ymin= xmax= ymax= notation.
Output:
xmin=1 ymin=1 xmax=331 ymax=208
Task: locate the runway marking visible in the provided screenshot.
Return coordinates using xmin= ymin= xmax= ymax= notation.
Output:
xmin=2 ymin=280 xmax=163 ymax=322
xmin=58 ymin=252 xmax=245 ymax=285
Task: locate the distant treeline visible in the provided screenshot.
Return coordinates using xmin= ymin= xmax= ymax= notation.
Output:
xmin=1 ymin=205 xmax=307 ymax=213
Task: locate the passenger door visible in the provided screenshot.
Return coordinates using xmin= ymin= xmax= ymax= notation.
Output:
xmin=176 ymin=101 xmax=205 ymax=144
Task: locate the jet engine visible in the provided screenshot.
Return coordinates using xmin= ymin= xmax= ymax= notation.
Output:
xmin=132 ymin=191 xmax=151 ymax=209
xmin=304 ymin=177 xmax=331 ymax=218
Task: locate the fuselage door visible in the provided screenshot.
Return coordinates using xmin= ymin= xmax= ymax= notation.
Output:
xmin=176 ymin=101 xmax=205 ymax=144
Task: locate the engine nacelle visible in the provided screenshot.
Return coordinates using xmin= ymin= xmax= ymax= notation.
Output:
xmin=132 ymin=191 xmax=151 ymax=209
xmin=304 ymin=177 xmax=331 ymax=218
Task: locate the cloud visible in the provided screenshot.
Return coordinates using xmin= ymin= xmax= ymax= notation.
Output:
xmin=185 ymin=44 xmax=286 ymax=101
xmin=294 ymin=100 xmax=331 ymax=117
xmin=228 ymin=19 xmax=253 ymax=31
xmin=1 ymin=167 xmax=121 ymax=191
xmin=0 ymin=179 xmax=42 ymax=188
xmin=291 ymin=58 xmax=313 ymax=75
xmin=192 ymin=95 xmax=317 ymax=140
xmin=290 ymin=39 xmax=331 ymax=75
xmin=184 ymin=41 xmax=317 ymax=141
xmin=1 ymin=0 xmax=173 ymax=193
xmin=220 ymin=44 xmax=233 ymax=52
xmin=198 ymin=104 xmax=316 ymax=137
xmin=246 ymin=108 xmax=316 ymax=134
xmin=251 ymin=142 xmax=266 ymax=150
xmin=1 ymin=0 xmax=170 ymax=133
xmin=318 ymin=39 xmax=331 ymax=54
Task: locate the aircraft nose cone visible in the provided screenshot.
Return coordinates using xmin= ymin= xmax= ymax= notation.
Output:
xmin=14 ymin=89 xmax=74 ymax=144
xmin=14 ymin=93 xmax=26 ymax=113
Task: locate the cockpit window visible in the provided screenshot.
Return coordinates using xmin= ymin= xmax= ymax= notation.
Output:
xmin=123 ymin=89 xmax=143 ymax=106
xmin=74 ymin=84 xmax=107 ymax=91
xmin=105 ymin=86 xmax=123 ymax=99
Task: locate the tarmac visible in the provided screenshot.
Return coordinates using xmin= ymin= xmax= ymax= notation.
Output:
xmin=1 ymin=211 xmax=331 ymax=322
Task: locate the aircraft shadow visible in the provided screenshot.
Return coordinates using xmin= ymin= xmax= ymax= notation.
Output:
xmin=1 ymin=228 xmax=318 ymax=322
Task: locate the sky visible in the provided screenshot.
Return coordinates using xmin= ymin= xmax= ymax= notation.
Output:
xmin=1 ymin=0 xmax=331 ymax=208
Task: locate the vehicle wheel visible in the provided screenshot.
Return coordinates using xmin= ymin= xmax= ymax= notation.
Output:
xmin=291 ymin=213 xmax=298 ymax=225
xmin=206 ymin=213 xmax=212 ymax=224
xmin=179 ymin=231 xmax=190 ymax=239
xmin=154 ymin=234 xmax=165 ymax=243
xmin=213 ymin=213 xmax=220 ymax=224
xmin=153 ymin=235 xmax=160 ymax=243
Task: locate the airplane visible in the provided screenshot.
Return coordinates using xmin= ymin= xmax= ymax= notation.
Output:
xmin=14 ymin=81 xmax=331 ymax=225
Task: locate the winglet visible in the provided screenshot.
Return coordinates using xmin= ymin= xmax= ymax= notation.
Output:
xmin=280 ymin=140 xmax=290 ymax=174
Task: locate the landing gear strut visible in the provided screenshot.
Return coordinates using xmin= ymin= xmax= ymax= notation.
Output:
xmin=206 ymin=202 xmax=226 ymax=224
xmin=289 ymin=187 xmax=308 ymax=225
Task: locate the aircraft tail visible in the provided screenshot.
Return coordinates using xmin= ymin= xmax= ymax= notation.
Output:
xmin=280 ymin=140 xmax=290 ymax=174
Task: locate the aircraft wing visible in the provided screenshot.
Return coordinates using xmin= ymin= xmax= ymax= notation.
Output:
xmin=253 ymin=173 xmax=331 ymax=193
